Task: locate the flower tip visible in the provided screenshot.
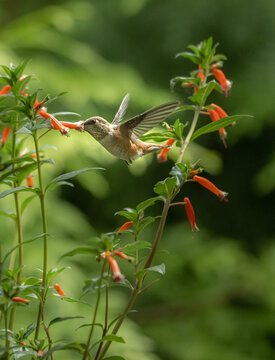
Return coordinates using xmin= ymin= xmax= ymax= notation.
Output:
xmin=220 ymin=191 xmax=229 ymax=202
xmin=114 ymin=274 xmax=125 ymax=282
xmin=157 ymin=153 xmax=167 ymax=163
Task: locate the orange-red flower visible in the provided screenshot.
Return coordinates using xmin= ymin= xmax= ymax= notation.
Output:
xmin=118 ymin=221 xmax=134 ymax=231
xmin=59 ymin=121 xmax=84 ymax=132
xmin=37 ymin=350 xmax=43 ymax=356
xmin=193 ymin=175 xmax=228 ymax=202
xmin=157 ymin=138 xmax=175 ymax=163
xmin=114 ymin=250 xmax=132 ymax=262
xmin=38 ymin=109 xmax=69 ymax=136
xmin=198 ymin=64 xmax=204 ymax=83
xmin=0 ymin=85 xmax=11 ymax=95
xmin=189 ymin=170 xmax=199 ymax=176
xmin=54 ymin=283 xmax=65 ymax=296
xmin=207 ymin=105 xmax=228 ymax=148
xmin=27 ymin=173 xmax=34 ymax=187
xmin=184 ymin=197 xmax=199 ymax=231
xmin=12 ymin=297 xmax=29 ymax=304
xmin=20 ymin=342 xmax=26 ymax=346
xmin=108 ymin=256 xmax=124 ymax=282
xmin=1 ymin=127 xmax=10 ymax=147
xmin=211 ymin=64 xmax=232 ymax=97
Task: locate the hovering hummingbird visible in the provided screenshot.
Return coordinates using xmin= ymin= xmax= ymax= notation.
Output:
xmin=83 ymin=94 xmax=179 ymax=164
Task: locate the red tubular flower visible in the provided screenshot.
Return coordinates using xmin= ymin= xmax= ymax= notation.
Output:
xmin=12 ymin=297 xmax=29 ymax=304
xmin=211 ymin=64 xmax=232 ymax=96
xmin=198 ymin=64 xmax=204 ymax=83
xmin=118 ymin=221 xmax=134 ymax=231
xmin=38 ymin=109 xmax=69 ymax=136
xmin=184 ymin=197 xmax=199 ymax=231
xmin=157 ymin=138 xmax=175 ymax=163
xmin=114 ymin=250 xmax=132 ymax=262
xmin=27 ymin=173 xmax=34 ymax=187
xmin=37 ymin=350 xmax=43 ymax=356
xmin=193 ymin=175 xmax=228 ymax=202
xmin=20 ymin=342 xmax=26 ymax=346
xmin=189 ymin=170 xmax=199 ymax=176
xmin=54 ymin=283 xmax=65 ymax=296
xmin=0 ymin=85 xmax=11 ymax=95
xmin=59 ymin=121 xmax=84 ymax=132
xmin=207 ymin=107 xmax=228 ymax=149
xmin=1 ymin=127 xmax=10 ymax=147
xmin=108 ymin=256 xmax=124 ymax=282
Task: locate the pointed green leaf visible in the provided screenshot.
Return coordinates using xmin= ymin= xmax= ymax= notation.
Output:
xmin=189 ymin=80 xmax=220 ymax=105
xmin=136 ymin=197 xmax=163 ymax=213
xmin=49 ymin=167 xmax=104 ymax=185
xmin=136 ymin=263 xmax=166 ymax=282
xmin=115 ymin=209 xmax=138 ymax=222
xmin=49 ymin=316 xmax=84 ymax=328
xmin=21 ymin=195 xmax=36 ymax=214
xmin=0 ymin=186 xmax=35 ymax=199
xmin=153 ymin=177 xmax=177 ymax=198
xmin=0 ymin=209 xmax=16 ymax=219
xmin=191 ymin=115 xmax=252 ymax=142
xmin=59 ymin=247 xmax=99 ymax=261
xmin=122 ymin=241 xmax=151 ymax=255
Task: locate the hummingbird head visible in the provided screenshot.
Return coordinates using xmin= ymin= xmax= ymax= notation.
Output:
xmin=83 ymin=116 xmax=111 ymax=141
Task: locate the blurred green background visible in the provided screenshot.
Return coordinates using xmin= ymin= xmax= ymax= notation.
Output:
xmin=0 ymin=0 xmax=275 ymax=359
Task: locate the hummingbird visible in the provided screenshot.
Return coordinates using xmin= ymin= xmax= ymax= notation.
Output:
xmin=83 ymin=94 xmax=179 ymax=164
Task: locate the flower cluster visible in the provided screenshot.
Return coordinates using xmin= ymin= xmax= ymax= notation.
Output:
xmin=0 ymin=79 xmax=84 ymax=147
xmin=99 ymin=249 xmax=132 ymax=282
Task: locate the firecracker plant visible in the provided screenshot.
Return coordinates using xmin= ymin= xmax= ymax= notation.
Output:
xmin=0 ymin=38 xmax=249 ymax=359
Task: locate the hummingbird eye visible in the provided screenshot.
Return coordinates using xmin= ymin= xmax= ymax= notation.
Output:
xmin=86 ymin=119 xmax=96 ymax=125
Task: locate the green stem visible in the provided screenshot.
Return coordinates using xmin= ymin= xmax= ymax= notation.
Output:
xmin=98 ymin=200 xmax=172 ymax=360
xmin=176 ymin=69 xmax=209 ymax=164
xmin=82 ymin=260 xmax=106 ymax=360
xmin=9 ymin=126 xmax=24 ymax=333
xmin=4 ymin=309 xmax=9 ymax=356
xmin=94 ymin=267 xmax=110 ymax=360
xmin=33 ymin=131 xmax=48 ymax=341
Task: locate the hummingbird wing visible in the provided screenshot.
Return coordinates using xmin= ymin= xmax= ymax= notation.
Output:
xmin=112 ymin=93 xmax=130 ymax=125
xmin=119 ymin=101 xmax=179 ymax=138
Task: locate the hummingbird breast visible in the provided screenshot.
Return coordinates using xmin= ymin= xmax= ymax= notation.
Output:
xmin=99 ymin=128 xmax=145 ymax=161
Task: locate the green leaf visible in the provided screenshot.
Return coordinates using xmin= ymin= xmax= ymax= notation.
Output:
xmin=136 ymin=263 xmax=166 ymax=282
xmin=176 ymin=52 xmax=201 ymax=64
xmin=169 ymin=164 xmax=188 ymax=186
xmin=103 ymin=357 xmax=126 ymax=360
xmin=136 ymin=196 xmax=163 ymax=213
xmin=21 ymin=195 xmax=36 ymax=214
xmin=46 ymin=180 xmax=74 ymax=192
xmin=48 ymin=316 xmax=84 ymax=328
xmin=122 ymin=241 xmax=151 ymax=255
xmin=136 ymin=216 xmax=156 ymax=234
xmin=140 ymin=131 xmax=177 ymax=142
xmin=76 ymin=322 xmax=103 ymax=331
xmin=46 ymin=267 xmax=70 ymax=282
xmin=0 ymin=155 xmax=35 ymax=171
xmin=42 ymin=342 xmax=83 ymax=358
xmin=14 ymin=59 xmax=30 ymax=78
xmin=189 ymin=80 xmax=220 ymax=105
xmin=191 ymin=115 xmax=252 ymax=142
xmin=93 ymin=334 xmax=125 ymax=348
xmin=2 ymin=233 xmax=46 ymax=264
xmin=22 ymin=323 xmax=36 ymax=339
xmin=173 ymin=119 xmax=185 ymax=139
xmin=0 ymin=186 xmax=35 ymax=199
xmin=59 ymin=247 xmax=99 ymax=261
xmin=153 ymin=177 xmax=177 ymax=198
xmin=115 ymin=209 xmax=138 ymax=222
xmin=15 ymin=126 xmax=32 ymax=135
xmin=0 ymin=209 xmax=16 ymax=219
xmin=49 ymin=167 xmax=104 ymax=186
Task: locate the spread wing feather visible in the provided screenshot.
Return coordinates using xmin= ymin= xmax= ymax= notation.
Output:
xmin=119 ymin=101 xmax=179 ymax=138
xmin=112 ymin=93 xmax=130 ymax=125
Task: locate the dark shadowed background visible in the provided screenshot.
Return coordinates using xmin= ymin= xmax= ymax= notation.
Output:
xmin=0 ymin=0 xmax=275 ymax=359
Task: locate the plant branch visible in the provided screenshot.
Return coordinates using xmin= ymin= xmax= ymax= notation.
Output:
xmin=33 ymin=131 xmax=48 ymax=341
xmin=82 ymin=260 xmax=107 ymax=360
